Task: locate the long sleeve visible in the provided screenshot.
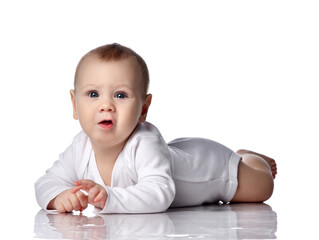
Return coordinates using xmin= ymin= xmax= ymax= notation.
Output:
xmin=34 ymin=132 xmax=89 ymax=210
xmin=35 ymin=123 xmax=176 ymax=214
xmin=96 ymin=130 xmax=176 ymax=214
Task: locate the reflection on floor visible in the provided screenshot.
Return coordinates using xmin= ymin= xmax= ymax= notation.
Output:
xmin=34 ymin=203 xmax=277 ymax=239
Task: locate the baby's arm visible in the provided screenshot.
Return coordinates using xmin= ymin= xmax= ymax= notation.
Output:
xmin=35 ymin=132 xmax=88 ymax=211
xmin=88 ymin=136 xmax=175 ymax=214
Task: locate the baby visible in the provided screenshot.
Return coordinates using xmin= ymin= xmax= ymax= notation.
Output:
xmin=35 ymin=43 xmax=277 ymax=213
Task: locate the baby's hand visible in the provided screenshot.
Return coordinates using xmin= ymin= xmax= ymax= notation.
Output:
xmin=72 ymin=179 xmax=107 ymax=210
xmin=48 ymin=188 xmax=88 ymax=213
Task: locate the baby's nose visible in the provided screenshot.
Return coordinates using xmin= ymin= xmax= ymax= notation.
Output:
xmin=99 ymin=101 xmax=115 ymax=112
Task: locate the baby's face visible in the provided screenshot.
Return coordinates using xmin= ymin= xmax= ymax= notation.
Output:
xmin=71 ymin=56 xmax=150 ymax=148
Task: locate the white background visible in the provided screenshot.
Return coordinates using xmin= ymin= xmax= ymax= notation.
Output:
xmin=0 ymin=0 xmax=318 ymax=239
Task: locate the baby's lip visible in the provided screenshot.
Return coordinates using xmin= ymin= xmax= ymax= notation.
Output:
xmin=98 ymin=119 xmax=113 ymax=129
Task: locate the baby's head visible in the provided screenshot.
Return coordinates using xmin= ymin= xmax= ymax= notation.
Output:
xmin=70 ymin=43 xmax=152 ymax=147
xmin=74 ymin=43 xmax=150 ymax=98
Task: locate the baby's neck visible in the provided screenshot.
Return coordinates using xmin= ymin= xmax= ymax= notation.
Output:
xmin=91 ymin=141 xmax=125 ymax=165
xmin=91 ymin=142 xmax=124 ymax=186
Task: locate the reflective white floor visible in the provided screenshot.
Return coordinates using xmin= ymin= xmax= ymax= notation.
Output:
xmin=34 ymin=203 xmax=277 ymax=239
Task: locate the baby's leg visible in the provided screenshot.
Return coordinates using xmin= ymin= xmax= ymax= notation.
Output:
xmin=236 ymin=149 xmax=277 ymax=178
xmin=231 ymin=150 xmax=276 ymax=202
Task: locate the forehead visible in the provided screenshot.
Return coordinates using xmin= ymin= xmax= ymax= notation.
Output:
xmin=76 ymin=55 xmax=142 ymax=89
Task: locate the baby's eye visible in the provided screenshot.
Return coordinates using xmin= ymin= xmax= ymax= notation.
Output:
xmin=115 ymin=92 xmax=127 ymax=99
xmin=89 ymin=91 xmax=99 ymax=98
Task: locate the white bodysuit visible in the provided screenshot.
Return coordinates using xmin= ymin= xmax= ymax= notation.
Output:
xmin=35 ymin=122 xmax=241 ymax=213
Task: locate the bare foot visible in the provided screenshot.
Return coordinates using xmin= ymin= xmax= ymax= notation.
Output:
xmin=236 ymin=149 xmax=277 ymax=179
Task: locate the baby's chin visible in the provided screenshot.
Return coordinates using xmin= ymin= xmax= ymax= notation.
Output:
xmin=89 ymin=132 xmax=128 ymax=149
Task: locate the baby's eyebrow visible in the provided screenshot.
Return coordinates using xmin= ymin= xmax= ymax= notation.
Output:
xmin=79 ymin=83 xmax=135 ymax=92
xmin=80 ymin=83 xmax=103 ymax=90
xmin=115 ymin=84 xmax=134 ymax=90
xmin=82 ymin=83 xmax=100 ymax=88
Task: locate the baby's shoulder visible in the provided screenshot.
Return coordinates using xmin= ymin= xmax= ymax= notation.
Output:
xmin=122 ymin=122 xmax=170 ymax=166
xmin=123 ymin=122 xmax=166 ymax=153
xmin=129 ymin=122 xmax=164 ymax=143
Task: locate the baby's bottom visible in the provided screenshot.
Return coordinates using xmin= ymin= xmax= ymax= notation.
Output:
xmin=231 ymin=150 xmax=277 ymax=202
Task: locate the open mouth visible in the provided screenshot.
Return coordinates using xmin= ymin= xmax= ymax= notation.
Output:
xmin=98 ymin=120 xmax=113 ymax=129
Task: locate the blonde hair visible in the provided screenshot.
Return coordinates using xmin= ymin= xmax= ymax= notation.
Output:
xmin=74 ymin=43 xmax=150 ymax=96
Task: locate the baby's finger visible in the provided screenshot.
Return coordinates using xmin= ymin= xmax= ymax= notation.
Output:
xmin=94 ymin=189 xmax=107 ymax=203
xmin=76 ymin=191 xmax=88 ymax=212
xmin=55 ymin=202 xmax=66 ymax=213
xmin=74 ymin=179 xmax=96 ymax=188
xmin=71 ymin=186 xmax=83 ymax=194
xmin=70 ymin=194 xmax=81 ymax=211
xmin=63 ymin=199 xmax=74 ymax=213
xmin=71 ymin=184 xmax=91 ymax=194
xmin=88 ymin=186 xmax=100 ymax=204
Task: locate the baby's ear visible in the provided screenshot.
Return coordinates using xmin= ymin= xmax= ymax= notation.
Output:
xmin=140 ymin=94 xmax=152 ymax=122
xmin=70 ymin=90 xmax=79 ymax=120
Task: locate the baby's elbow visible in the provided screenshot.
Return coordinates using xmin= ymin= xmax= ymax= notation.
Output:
xmin=155 ymin=183 xmax=175 ymax=212
xmin=167 ymin=183 xmax=176 ymax=206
